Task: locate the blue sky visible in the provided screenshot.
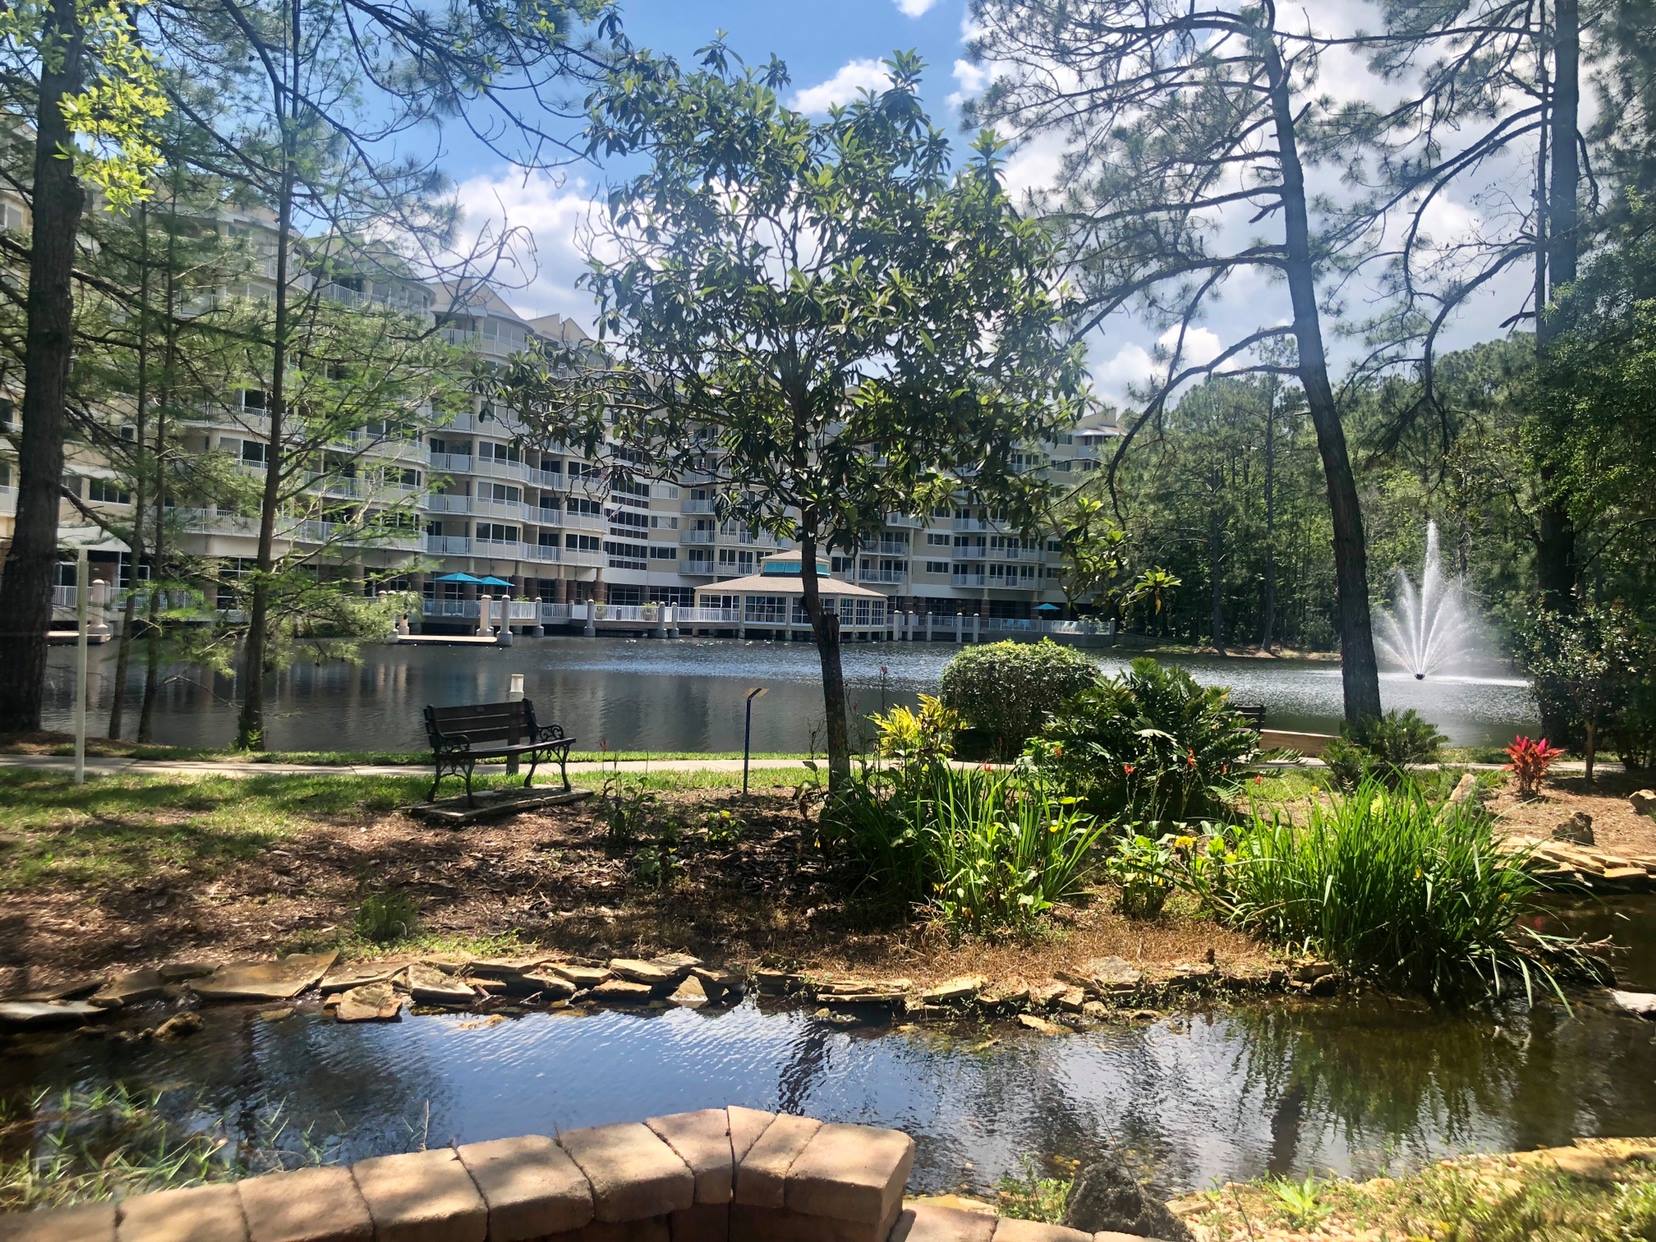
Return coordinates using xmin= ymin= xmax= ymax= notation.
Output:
xmin=443 ymin=0 xmax=1529 ymax=406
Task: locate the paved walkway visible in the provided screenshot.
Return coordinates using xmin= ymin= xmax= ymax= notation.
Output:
xmin=0 ymin=753 xmax=816 ymax=780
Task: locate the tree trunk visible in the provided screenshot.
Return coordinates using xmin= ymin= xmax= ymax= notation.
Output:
xmin=1534 ymin=0 xmax=1581 ymax=617
xmin=1208 ymin=476 xmax=1227 ymax=655
xmin=0 ymin=0 xmax=86 ymax=733
xmin=798 ymin=526 xmax=850 ymax=790
xmin=109 ymin=205 xmax=153 ymax=740
xmin=235 ymin=2 xmax=299 ymax=751
xmin=139 ymin=188 xmax=182 ymax=742
xmin=1265 ymin=44 xmax=1383 ymax=725
xmin=1259 ymin=382 xmax=1279 ymax=651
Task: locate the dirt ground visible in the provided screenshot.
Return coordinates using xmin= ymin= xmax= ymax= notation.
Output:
xmin=0 ymin=788 xmax=1272 ymax=996
xmin=1488 ymin=768 xmax=1656 ymax=857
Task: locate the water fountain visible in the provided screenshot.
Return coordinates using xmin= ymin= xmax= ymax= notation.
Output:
xmin=1376 ymin=521 xmax=1477 ymax=679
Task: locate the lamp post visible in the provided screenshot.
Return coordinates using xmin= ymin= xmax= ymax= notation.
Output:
xmin=742 ymin=686 xmax=767 ymax=796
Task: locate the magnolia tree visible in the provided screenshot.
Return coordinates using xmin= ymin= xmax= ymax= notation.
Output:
xmin=525 ymin=45 xmax=1088 ymax=786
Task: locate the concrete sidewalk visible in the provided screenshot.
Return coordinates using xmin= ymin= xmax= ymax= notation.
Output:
xmin=0 ymin=753 xmax=815 ymax=780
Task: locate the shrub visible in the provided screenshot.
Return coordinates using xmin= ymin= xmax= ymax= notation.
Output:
xmin=826 ymin=765 xmax=1105 ymax=935
xmin=1183 ymin=779 xmax=1580 ymax=999
xmin=354 ymin=890 xmax=418 ymax=944
xmin=1525 ymin=603 xmax=1651 ymax=781
xmin=1505 ymin=735 xmax=1564 ymax=799
xmin=1322 ymin=709 xmax=1447 ymax=789
xmin=938 ymin=640 xmax=1099 ymax=758
xmin=1104 ymin=832 xmax=1178 ymax=918
xmin=1029 ymin=657 xmax=1256 ymax=821
xmin=871 ymin=694 xmax=960 ymax=767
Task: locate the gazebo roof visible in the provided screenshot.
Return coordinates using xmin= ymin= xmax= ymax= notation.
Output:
xmin=693 ymin=573 xmax=885 ymax=600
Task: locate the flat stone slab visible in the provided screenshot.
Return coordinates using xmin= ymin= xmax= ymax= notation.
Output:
xmin=668 ymin=976 xmax=710 ymax=1008
xmin=589 ymin=978 xmax=655 ymax=1003
xmin=1610 ymin=989 xmax=1656 ymax=1019
xmin=549 ymin=963 xmax=612 ymax=989
xmin=1071 ymin=957 xmax=1143 ymax=994
xmin=319 ymin=965 xmax=402 ymax=994
xmin=404 ymin=964 xmax=477 ymax=1007
xmin=559 ymin=1122 xmax=695 ymax=1222
xmin=0 ymin=1000 xmax=108 ymax=1029
xmin=457 ymin=1134 xmax=594 ymax=1239
xmin=1018 ymin=1014 xmax=1065 ymax=1035
xmin=191 ymin=951 xmax=337 ymax=1002
xmin=918 ymin=976 xmax=984 ymax=1005
xmin=646 ymin=1109 xmax=734 ymax=1203
xmin=352 ymin=1147 xmax=485 ymax=1242
xmin=608 ymin=958 xmax=678 ymax=987
xmin=89 ymin=969 xmax=168 ymax=1008
xmin=335 ymin=982 xmax=403 ymax=1022
xmin=512 ymin=971 xmax=578 ymax=1000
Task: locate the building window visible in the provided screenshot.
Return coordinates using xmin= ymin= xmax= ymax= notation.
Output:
xmin=240 ymin=440 xmax=268 ymax=465
xmin=924 ymin=561 xmax=949 ymax=575
xmin=88 ymin=478 xmax=131 ymax=505
xmin=476 ymin=522 xmax=518 ymax=543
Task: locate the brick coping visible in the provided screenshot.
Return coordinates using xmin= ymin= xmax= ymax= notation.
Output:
xmin=0 ymin=1108 xmax=1172 ymax=1241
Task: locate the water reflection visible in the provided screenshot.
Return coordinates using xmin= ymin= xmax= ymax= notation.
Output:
xmin=4 ymin=994 xmax=1652 ymax=1198
xmin=42 ymin=638 xmax=1537 ymax=752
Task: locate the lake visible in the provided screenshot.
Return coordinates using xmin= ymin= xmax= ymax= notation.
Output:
xmin=42 ymin=638 xmax=1537 ymax=752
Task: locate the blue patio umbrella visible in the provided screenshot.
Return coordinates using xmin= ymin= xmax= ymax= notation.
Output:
xmin=477 ymin=575 xmax=514 ymax=588
xmin=1035 ymin=602 xmax=1063 ymax=612
xmin=435 ymin=571 xmax=483 ymax=584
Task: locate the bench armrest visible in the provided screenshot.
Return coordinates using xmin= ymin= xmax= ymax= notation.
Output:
xmin=534 ymin=723 xmax=568 ymax=744
xmin=433 ymin=736 xmax=473 ymax=756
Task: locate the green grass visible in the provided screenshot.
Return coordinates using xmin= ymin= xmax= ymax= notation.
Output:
xmin=0 ymin=766 xmax=818 ymax=891
xmin=1185 ymin=1154 xmax=1656 ymax=1241
xmin=995 ymin=1158 xmax=1073 ymax=1225
xmin=17 ymin=741 xmax=807 ymax=766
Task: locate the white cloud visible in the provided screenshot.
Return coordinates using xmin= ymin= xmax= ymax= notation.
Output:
xmin=1096 ymin=342 xmax=1156 ymax=396
xmin=789 ymin=58 xmax=892 ymax=114
xmin=1157 ymin=324 xmax=1222 ymax=366
xmin=450 ymin=170 xmax=605 ymax=330
xmin=894 ymin=0 xmax=939 ymax=14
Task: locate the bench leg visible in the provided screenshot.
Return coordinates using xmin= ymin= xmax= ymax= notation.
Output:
xmin=558 ymin=746 xmax=571 ymax=793
xmin=427 ymin=767 xmax=443 ymax=803
xmin=523 ymin=751 xmax=539 ymax=790
xmin=464 ymin=760 xmax=476 ymax=807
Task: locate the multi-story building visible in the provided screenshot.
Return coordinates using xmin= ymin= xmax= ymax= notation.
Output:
xmin=0 ymin=195 xmax=1120 ymax=633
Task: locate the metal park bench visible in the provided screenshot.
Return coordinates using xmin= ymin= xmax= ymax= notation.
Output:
xmin=422 ymin=699 xmax=577 ymax=805
xmin=1234 ymin=703 xmax=1266 ymax=732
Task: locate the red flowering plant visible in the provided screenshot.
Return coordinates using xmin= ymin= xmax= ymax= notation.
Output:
xmin=1505 ymin=735 xmax=1563 ymax=800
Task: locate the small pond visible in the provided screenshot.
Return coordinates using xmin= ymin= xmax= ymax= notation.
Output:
xmin=4 ymin=899 xmax=1652 ymax=1202
xmin=42 ymin=638 xmax=1537 ymax=752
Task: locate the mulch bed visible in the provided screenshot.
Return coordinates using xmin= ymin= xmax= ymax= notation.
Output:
xmin=0 ymin=788 xmax=1270 ymax=998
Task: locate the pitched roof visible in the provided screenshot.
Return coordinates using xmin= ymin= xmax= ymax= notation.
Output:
xmin=692 ymin=573 xmax=885 ymax=600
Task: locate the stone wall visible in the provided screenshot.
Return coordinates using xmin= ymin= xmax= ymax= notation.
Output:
xmin=0 ymin=1107 xmax=1165 ymax=1242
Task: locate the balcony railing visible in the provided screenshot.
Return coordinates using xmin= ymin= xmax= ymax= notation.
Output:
xmin=430 ymin=452 xmax=473 ymax=474
xmin=425 ymin=534 xmax=472 ymax=556
xmin=857 ymin=568 xmax=904 ymax=584
xmin=425 ymin=493 xmax=471 ymax=513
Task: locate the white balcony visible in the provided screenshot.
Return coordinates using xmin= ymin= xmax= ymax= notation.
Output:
xmin=430 ymin=452 xmax=473 ymax=475
xmin=563 ymin=511 xmax=605 ymax=532
xmin=857 ymin=568 xmax=904 ymax=584
xmin=952 ymin=570 xmax=988 ymax=587
xmin=471 ymin=497 xmax=528 ymax=522
xmin=425 ymin=534 xmax=472 ymax=556
xmin=425 ymin=493 xmax=471 ymax=514
xmin=683 ymin=498 xmax=716 ymax=514
xmin=682 ymin=529 xmax=715 ymax=544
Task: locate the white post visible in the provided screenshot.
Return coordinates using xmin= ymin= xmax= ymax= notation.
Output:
xmin=972 ymin=612 xmax=982 ymax=644
xmin=506 ymin=672 xmax=525 ymax=775
xmin=956 ymin=612 xmax=965 ymax=643
xmin=74 ymin=548 xmax=88 ymax=784
xmin=89 ymin=577 xmax=111 ymax=639
xmin=476 ymin=593 xmax=493 ymax=637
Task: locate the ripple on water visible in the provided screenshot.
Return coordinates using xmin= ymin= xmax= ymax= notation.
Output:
xmin=6 ymin=982 xmax=1656 ymax=1198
